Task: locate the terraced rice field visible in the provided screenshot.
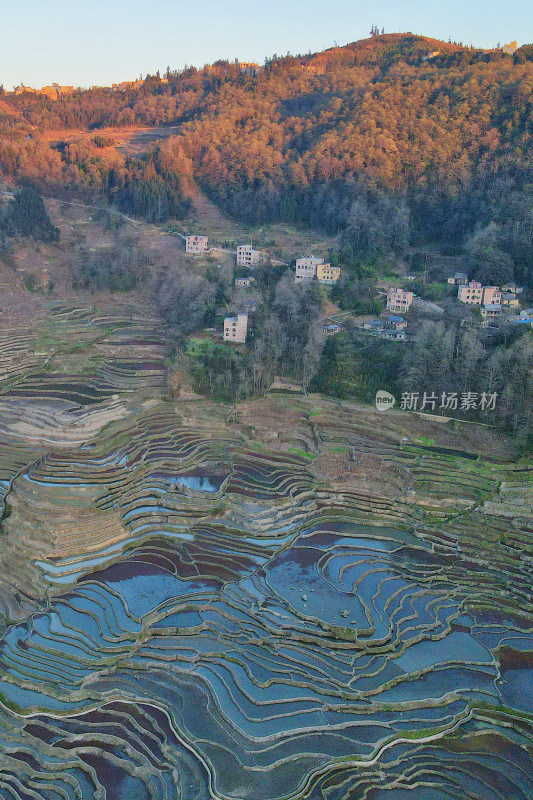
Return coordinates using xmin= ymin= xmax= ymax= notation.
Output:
xmin=0 ymin=307 xmax=532 ymax=799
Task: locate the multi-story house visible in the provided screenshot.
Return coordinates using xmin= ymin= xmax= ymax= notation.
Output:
xmin=38 ymin=84 xmax=75 ymax=100
xmin=236 ymin=245 xmax=261 ymax=267
xmin=458 ymin=281 xmax=484 ymax=304
xmin=223 ymin=313 xmax=249 ymax=344
xmin=482 ymin=286 xmax=502 ymax=305
xmin=237 ymin=62 xmax=262 ymax=76
xmin=316 ymin=264 xmax=341 ymax=285
xmin=185 ymin=235 xmax=209 ymax=254
xmin=386 ymin=288 xmax=414 ymax=314
xmin=14 ymin=85 xmax=37 ymax=95
xmin=111 ymin=80 xmax=144 ymax=92
xmin=295 ymin=257 xmax=323 ymax=283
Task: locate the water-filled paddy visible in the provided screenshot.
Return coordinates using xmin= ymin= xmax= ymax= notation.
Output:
xmin=2 ymin=514 xmax=532 ymax=798
xmin=0 ymin=382 xmax=532 ymax=799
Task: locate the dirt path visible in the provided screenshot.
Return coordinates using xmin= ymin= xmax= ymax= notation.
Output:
xmin=43 ymin=197 xmax=141 ymax=225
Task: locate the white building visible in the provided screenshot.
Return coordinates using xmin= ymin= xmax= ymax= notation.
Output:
xmin=382 ymin=329 xmax=408 ymax=341
xmin=223 ymin=313 xmax=249 ymax=344
xmin=236 ymin=245 xmax=261 ymax=267
xmin=235 ymin=277 xmax=254 ymax=288
xmin=386 ymin=288 xmax=414 ymax=314
xmin=295 ymin=257 xmax=324 ymax=283
xmin=185 ymin=235 xmax=209 ymax=254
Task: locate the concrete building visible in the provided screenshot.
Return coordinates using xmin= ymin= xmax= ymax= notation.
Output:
xmin=458 ymin=281 xmax=484 ymax=305
xmin=235 ymin=277 xmax=254 ymax=288
xmin=363 ymin=319 xmax=385 ymax=334
xmin=503 ymin=41 xmax=518 ymax=54
xmin=14 ymin=85 xmax=37 ymax=95
xmin=322 ymin=323 xmax=342 ymax=336
xmin=482 ymin=286 xmax=502 ymax=305
xmin=236 ymin=62 xmax=262 ymax=76
xmin=386 ymin=288 xmax=414 ymax=314
xmin=502 ymin=282 xmax=525 ymax=295
xmin=383 ymin=329 xmax=408 ymax=341
xmin=448 ymin=272 xmax=468 ymax=285
xmin=317 ymin=263 xmax=341 ymax=285
xmin=501 ymin=292 xmax=520 ymax=308
xmin=458 ymin=282 xmax=503 ymax=306
xmin=236 ymin=245 xmax=261 ymax=267
xmin=185 ymin=235 xmax=209 ymax=254
xmin=111 ymin=80 xmax=144 ymax=92
xmin=480 ymin=303 xmax=503 ymax=320
xmin=223 ymin=313 xmax=249 ymax=344
xmin=38 ymin=84 xmax=75 ymax=100
xmin=295 ymin=257 xmax=324 ymax=283
xmin=386 ymin=314 xmax=407 ymax=330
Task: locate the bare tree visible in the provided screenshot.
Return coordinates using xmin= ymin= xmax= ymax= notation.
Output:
xmin=302 ymin=322 xmax=326 ymax=395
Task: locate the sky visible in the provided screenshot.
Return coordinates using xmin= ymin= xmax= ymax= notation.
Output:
xmin=1 ymin=0 xmax=532 ymax=91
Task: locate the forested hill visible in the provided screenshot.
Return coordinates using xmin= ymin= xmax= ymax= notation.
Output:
xmin=1 ymin=33 xmax=533 ymax=281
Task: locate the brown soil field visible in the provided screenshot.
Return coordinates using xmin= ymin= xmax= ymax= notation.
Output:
xmin=42 ymin=125 xmax=181 ymax=156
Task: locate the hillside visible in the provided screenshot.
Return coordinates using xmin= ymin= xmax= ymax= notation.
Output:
xmin=301 ymin=31 xmax=467 ymax=70
xmin=0 ymin=32 xmax=532 ymax=284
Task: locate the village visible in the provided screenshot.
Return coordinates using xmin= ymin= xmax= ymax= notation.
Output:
xmin=182 ymin=232 xmax=532 ymax=349
xmin=8 ymin=39 xmax=519 ymax=98
xmin=9 ymin=61 xmax=264 ymax=98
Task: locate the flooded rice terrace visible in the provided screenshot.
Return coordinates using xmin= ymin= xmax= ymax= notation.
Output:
xmin=0 ymin=304 xmax=532 ymax=800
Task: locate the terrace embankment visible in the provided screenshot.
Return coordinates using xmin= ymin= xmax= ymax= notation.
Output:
xmin=0 ymin=304 xmax=532 ymax=800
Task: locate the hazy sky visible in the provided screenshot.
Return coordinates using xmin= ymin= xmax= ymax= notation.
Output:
xmin=2 ymin=0 xmax=531 ymax=90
